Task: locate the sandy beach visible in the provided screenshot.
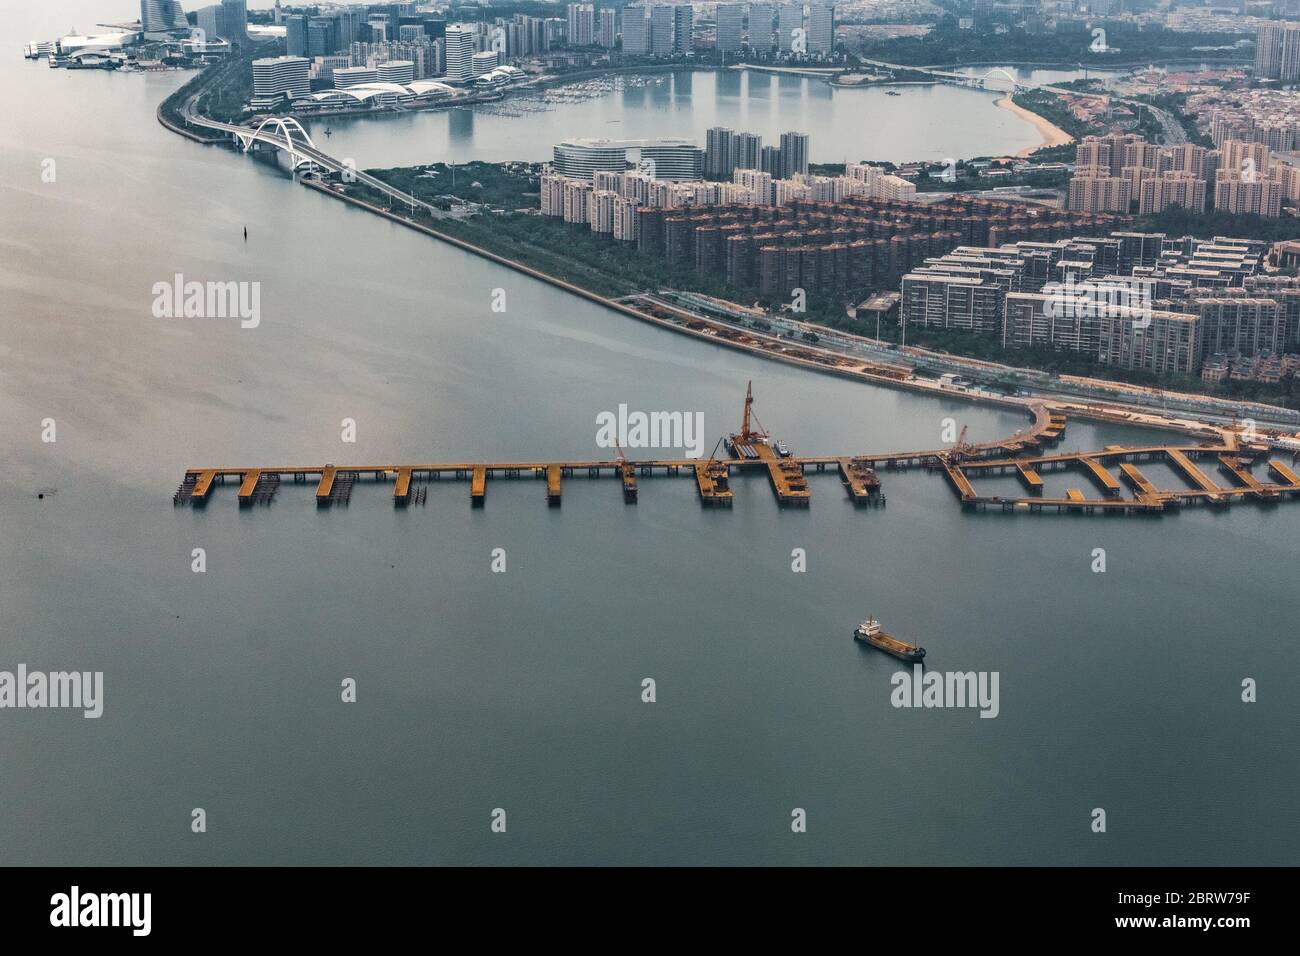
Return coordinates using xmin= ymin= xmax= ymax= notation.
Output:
xmin=995 ymin=95 xmax=1075 ymax=156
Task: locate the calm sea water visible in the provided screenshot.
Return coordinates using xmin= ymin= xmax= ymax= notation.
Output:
xmin=312 ymin=67 xmax=1051 ymax=168
xmin=2 ymin=4 xmax=1297 ymax=866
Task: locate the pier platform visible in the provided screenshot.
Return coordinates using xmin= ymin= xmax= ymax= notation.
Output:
xmin=837 ymin=457 xmax=882 ymax=506
xmin=175 ymin=439 xmax=1300 ymax=520
xmin=1217 ymin=455 xmax=1277 ymax=501
xmin=694 ymin=461 xmax=734 ymax=507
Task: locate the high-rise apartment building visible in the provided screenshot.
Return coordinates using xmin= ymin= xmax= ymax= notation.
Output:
xmin=1067 ymin=174 xmax=1132 ymax=213
xmin=1138 ymin=173 xmax=1206 ymax=215
xmin=1255 ymin=22 xmax=1300 ymax=81
xmin=777 ymin=3 xmax=802 ymax=52
xmin=779 ymin=131 xmax=809 ymax=178
xmin=598 ymin=9 xmax=618 ymax=48
xmin=567 ymin=4 xmax=596 ymax=47
xmin=651 ymin=5 xmax=675 ymax=56
xmin=673 ymin=5 xmax=694 ymax=54
xmin=717 ymin=4 xmax=745 ymax=54
xmin=705 ymin=127 xmax=736 ymax=179
xmin=734 ymin=131 xmax=762 ymax=171
xmin=622 ymin=6 xmax=651 ymax=54
xmin=1215 ymin=173 xmax=1284 ymax=217
xmin=748 ymin=3 xmax=775 ymax=52
xmin=805 ymin=2 xmax=834 ymax=54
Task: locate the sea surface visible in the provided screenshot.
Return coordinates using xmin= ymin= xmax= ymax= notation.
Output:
xmin=1 ymin=4 xmax=1297 ymax=866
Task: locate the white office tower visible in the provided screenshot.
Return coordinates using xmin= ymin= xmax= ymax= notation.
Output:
xmin=640 ymin=143 xmax=704 ymax=181
xmin=443 ymin=27 xmax=475 ymax=82
xmin=251 ymin=55 xmax=310 ymax=106
xmin=650 ymin=5 xmax=675 ymax=56
xmin=716 ymin=5 xmax=745 ymax=55
xmin=472 ymin=50 xmax=500 ymax=76
xmin=377 ymin=59 xmax=415 ymax=84
xmin=805 ymin=2 xmax=834 ymax=54
xmin=333 ymin=66 xmax=378 ymax=88
xmin=622 ymin=7 xmax=651 ymax=54
xmin=777 ymin=3 xmax=801 ymax=52
xmin=553 ymin=140 xmax=633 ymax=180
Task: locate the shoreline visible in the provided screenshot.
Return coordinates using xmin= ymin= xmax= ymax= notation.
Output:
xmin=994 ymin=95 xmax=1074 ymax=157
xmin=304 ymin=180 xmax=1287 ymax=440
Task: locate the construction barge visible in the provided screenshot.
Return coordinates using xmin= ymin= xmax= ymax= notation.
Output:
xmin=172 ymin=382 xmax=1300 ymax=517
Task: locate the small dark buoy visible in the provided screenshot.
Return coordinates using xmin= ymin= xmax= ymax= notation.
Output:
xmin=243 ymin=226 xmax=248 ymax=240
xmin=37 ymin=493 xmax=44 ymax=499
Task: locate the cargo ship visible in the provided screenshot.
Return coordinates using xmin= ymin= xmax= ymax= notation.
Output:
xmin=853 ymin=616 xmax=926 ymax=662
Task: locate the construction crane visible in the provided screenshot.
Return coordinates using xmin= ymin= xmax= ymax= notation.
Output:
xmin=738 ymin=380 xmax=769 ymax=444
xmin=614 ymin=440 xmax=637 ymax=503
xmin=950 ymin=424 xmax=976 ymax=462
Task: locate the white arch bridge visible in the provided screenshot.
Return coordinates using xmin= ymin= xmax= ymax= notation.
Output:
xmin=182 ymin=110 xmax=436 ymax=210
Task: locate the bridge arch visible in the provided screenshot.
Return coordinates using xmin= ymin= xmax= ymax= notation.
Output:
xmin=978 ymin=68 xmax=1020 ymax=92
xmin=237 ymin=117 xmax=318 ymax=169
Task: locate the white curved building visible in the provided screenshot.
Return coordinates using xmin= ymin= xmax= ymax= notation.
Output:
xmin=475 ymin=65 xmax=525 ymax=87
xmin=301 ymin=80 xmax=457 ymax=108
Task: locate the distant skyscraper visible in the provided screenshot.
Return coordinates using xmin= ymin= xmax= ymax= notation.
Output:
xmin=598 ymin=9 xmax=618 ymax=49
xmin=285 ymin=14 xmax=307 ymax=56
xmin=567 ymin=4 xmax=595 ymax=46
xmin=779 ymin=131 xmax=809 ymax=177
xmin=622 ymin=6 xmax=651 ymax=54
xmin=444 ymin=27 xmax=475 ymax=81
xmin=650 ymin=5 xmax=675 ymax=56
xmin=716 ymin=5 xmax=745 ymax=54
xmin=140 ymin=0 xmax=189 ymax=34
xmin=273 ymin=0 xmax=283 ymax=25
xmin=336 ymin=10 xmax=365 ymax=47
xmin=195 ymin=5 xmax=222 ymax=42
xmin=734 ymin=131 xmax=762 ymax=170
xmin=806 ymin=2 xmax=834 ymax=54
xmin=748 ymin=3 xmax=775 ymax=52
xmin=760 ymin=144 xmax=782 ymax=176
xmin=1255 ymin=22 xmax=1300 ymax=81
xmin=307 ymin=17 xmax=339 ymax=57
xmin=706 ymin=127 xmax=736 ymax=179
xmin=777 ymin=3 xmax=801 ymax=53
xmin=220 ymin=0 xmax=248 ymax=42
xmin=673 ymin=5 xmax=693 ymax=54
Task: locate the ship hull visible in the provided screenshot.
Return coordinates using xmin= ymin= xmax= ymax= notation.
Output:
xmin=853 ymin=630 xmax=926 ymax=662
